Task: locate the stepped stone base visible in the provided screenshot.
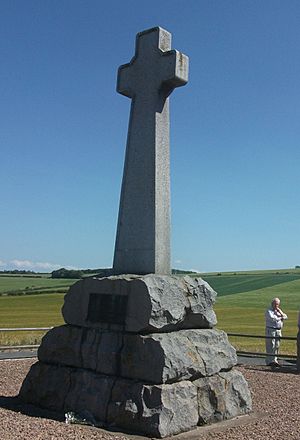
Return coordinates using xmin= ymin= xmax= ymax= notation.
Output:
xmin=19 ymin=274 xmax=252 ymax=437
xmin=20 ymin=362 xmax=251 ymax=438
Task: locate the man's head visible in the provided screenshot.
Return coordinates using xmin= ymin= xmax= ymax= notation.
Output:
xmin=271 ymin=298 xmax=280 ymax=310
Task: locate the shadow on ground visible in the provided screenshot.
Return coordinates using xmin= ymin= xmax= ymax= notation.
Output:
xmin=0 ymin=395 xmax=63 ymax=421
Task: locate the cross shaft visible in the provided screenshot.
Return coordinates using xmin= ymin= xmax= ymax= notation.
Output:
xmin=113 ymin=27 xmax=189 ymax=275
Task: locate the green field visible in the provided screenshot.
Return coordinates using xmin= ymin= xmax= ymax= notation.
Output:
xmin=202 ymin=271 xmax=300 ymax=354
xmin=0 ymin=273 xmax=75 ymax=346
xmin=0 ymin=293 xmax=65 ymax=346
xmin=202 ymin=271 xmax=300 ymax=296
xmin=0 ymin=270 xmax=299 ymax=355
xmin=0 ymin=274 xmax=77 ymax=295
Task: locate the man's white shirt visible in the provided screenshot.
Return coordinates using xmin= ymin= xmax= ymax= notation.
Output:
xmin=265 ymin=308 xmax=288 ymax=329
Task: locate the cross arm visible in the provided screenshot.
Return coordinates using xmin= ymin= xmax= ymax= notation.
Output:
xmin=117 ymin=62 xmax=134 ymax=98
xmin=161 ymin=50 xmax=189 ymax=91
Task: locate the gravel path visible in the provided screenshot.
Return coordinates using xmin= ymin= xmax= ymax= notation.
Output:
xmin=0 ymin=359 xmax=299 ymax=439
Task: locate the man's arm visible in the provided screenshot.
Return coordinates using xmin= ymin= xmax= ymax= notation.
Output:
xmin=265 ymin=309 xmax=283 ymax=324
xmin=276 ymin=308 xmax=288 ymax=320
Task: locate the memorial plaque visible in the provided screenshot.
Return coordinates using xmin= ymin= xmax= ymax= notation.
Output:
xmin=87 ymin=293 xmax=128 ymax=325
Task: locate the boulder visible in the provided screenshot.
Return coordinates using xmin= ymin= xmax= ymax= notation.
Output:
xmin=121 ymin=328 xmax=237 ymax=383
xmin=62 ymin=274 xmax=217 ymax=333
xmin=19 ymin=362 xmax=251 ymax=438
xmin=38 ymin=326 xmax=236 ymax=383
xmin=107 ymin=378 xmax=199 ymax=438
xmin=195 ymin=369 xmax=252 ymax=424
xmin=38 ymin=325 xmax=123 ymax=375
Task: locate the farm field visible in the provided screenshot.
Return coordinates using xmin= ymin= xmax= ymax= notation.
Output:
xmin=0 ymin=293 xmax=65 ymax=346
xmin=0 ymin=269 xmax=299 ymax=355
xmin=202 ymin=270 xmax=300 ymax=296
xmin=0 ymin=274 xmax=77 ymax=295
xmin=203 ymin=272 xmax=300 ymax=354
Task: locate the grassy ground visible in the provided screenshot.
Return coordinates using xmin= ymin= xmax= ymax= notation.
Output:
xmin=207 ymin=275 xmax=300 ymax=355
xmin=0 ymin=293 xmax=65 ymax=346
xmin=202 ymin=271 xmax=300 ymax=296
xmin=0 ymin=274 xmax=77 ymax=295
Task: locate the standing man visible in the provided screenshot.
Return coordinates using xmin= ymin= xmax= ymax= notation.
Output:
xmin=265 ymin=298 xmax=288 ymax=367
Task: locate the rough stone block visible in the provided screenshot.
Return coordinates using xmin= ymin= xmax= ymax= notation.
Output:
xmin=64 ymin=369 xmax=114 ymax=422
xmin=19 ymin=362 xmax=251 ymax=438
xmin=121 ymin=329 xmax=237 ymax=383
xmin=19 ymin=362 xmax=198 ymax=437
xmin=107 ymin=378 xmax=199 ymax=438
xmin=38 ymin=326 xmax=236 ymax=383
xmin=38 ymin=325 xmax=124 ymax=376
xmin=19 ymin=361 xmax=72 ymax=412
xmin=195 ymin=369 xmax=252 ymax=425
xmin=62 ymin=274 xmax=217 ymax=333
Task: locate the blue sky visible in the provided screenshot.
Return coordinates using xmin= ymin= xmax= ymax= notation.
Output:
xmin=1 ymin=0 xmax=300 ymax=273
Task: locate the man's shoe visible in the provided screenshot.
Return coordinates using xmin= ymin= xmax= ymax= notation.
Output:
xmin=267 ymin=361 xmax=280 ymax=368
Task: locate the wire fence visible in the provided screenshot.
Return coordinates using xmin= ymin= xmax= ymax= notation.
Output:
xmin=0 ymin=327 xmax=52 ymax=332
xmin=0 ymin=327 xmax=52 ymax=351
xmin=227 ymin=332 xmax=298 ymax=362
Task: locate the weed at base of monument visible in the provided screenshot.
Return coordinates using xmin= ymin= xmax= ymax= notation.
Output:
xmin=65 ymin=410 xmax=101 ymax=427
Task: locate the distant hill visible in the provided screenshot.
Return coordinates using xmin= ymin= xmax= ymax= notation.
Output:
xmin=202 ymin=271 xmax=300 ymax=297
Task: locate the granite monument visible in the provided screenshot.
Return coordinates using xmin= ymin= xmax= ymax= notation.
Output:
xmin=113 ymin=26 xmax=188 ymax=275
xmin=19 ymin=27 xmax=252 ymax=438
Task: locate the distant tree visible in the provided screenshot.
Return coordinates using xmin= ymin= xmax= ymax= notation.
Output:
xmin=0 ymin=269 xmax=36 ymax=274
xmin=51 ymin=267 xmax=113 ymax=279
xmin=81 ymin=268 xmax=112 ymax=276
xmin=51 ymin=268 xmax=83 ymax=279
xmin=172 ymin=269 xmax=198 ymax=275
xmin=93 ymin=268 xmax=113 ymax=277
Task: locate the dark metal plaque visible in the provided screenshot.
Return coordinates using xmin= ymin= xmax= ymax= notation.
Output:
xmin=87 ymin=293 xmax=128 ymax=325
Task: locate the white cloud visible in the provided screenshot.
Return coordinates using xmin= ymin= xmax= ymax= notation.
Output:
xmin=9 ymin=259 xmax=62 ymax=272
xmin=2 ymin=258 xmax=80 ymax=272
xmin=35 ymin=261 xmax=62 ymax=270
xmin=10 ymin=259 xmax=35 ymax=268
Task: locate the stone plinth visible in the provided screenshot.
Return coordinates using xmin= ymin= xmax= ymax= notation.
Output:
xmin=62 ymin=274 xmax=217 ymax=333
xmin=20 ymin=362 xmax=250 ymax=438
xmin=20 ymin=274 xmax=252 ymax=437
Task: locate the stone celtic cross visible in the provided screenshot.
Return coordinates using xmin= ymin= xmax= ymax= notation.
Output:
xmin=113 ymin=27 xmax=189 ymax=275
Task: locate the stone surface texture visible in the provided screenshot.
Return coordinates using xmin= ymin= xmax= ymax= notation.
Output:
xmin=20 ymin=362 xmax=251 ymax=438
xmin=38 ymin=326 xmax=237 ymax=383
xmin=62 ymin=274 xmax=217 ymax=332
xmin=195 ymin=370 xmax=252 ymax=425
xmin=112 ymin=27 xmax=188 ymax=275
xmin=20 ymin=274 xmax=252 ymax=437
